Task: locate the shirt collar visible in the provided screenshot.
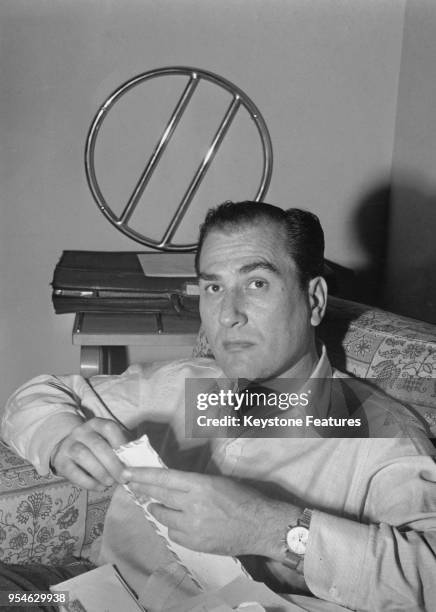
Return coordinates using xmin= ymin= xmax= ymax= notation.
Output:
xmin=260 ymin=343 xmax=332 ymax=421
xmin=213 ymin=342 xmax=333 ymax=420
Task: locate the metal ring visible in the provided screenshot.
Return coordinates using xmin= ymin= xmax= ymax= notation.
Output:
xmin=85 ymin=66 xmax=273 ymax=251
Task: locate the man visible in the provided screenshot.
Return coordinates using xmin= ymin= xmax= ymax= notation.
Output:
xmin=2 ymin=201 xmax=436 ymax=611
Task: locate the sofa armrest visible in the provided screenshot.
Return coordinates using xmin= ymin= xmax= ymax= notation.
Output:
xmin=0 ymin=441 xmax=114 ymax=565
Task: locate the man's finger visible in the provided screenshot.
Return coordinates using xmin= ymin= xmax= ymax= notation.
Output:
xmin=129 ymin=482 xmax=185 ymax=509
xmin=89 ymin=418 xmax=129 ymax=449
xmin=148 ymin=503 xmax=184 ymax=529
xmin=50 ymin=418 xmax=131 ymax=490
xmin=84 ymin=434 xmax=127 ymax=483
xmin=122 ymin=467 xmax=194 ymax=490
xmin=57 ymin=460 xmax=106 ymax=491
xmin=62 ymin=442 xmax=117 ymax=486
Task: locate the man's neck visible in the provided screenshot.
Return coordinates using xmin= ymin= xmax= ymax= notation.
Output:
xmin=271 ymin=340 xmax=322 ymax=382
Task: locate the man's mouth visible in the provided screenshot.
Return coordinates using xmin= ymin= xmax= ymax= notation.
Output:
xmin=222 ymin=341 xmax=255 ymax=352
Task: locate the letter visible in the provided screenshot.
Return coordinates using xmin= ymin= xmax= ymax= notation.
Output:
xmin=197 ymin=393 xmax=208 ymax=411
xmin=267 ymin=393 xmax=277 ymax=407
xmin=250 ymin=392 xmax=267 ymax=406
xmin=234 ymin=392 xmax=245 ymax=411
xmin=197 ymin=416 xmax=207 ymax=426
xmin=288 ymin=393 xmax=300 ymax=407
xmin=299 ymin=392 xmax=309 ymax=407
xmin=278 ymin=392 xmax=289 ymax=411
xmin=208 ymin=393 xmax=218 ymax=406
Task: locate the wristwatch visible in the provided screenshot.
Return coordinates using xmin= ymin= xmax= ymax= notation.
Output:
xmin=283 ymin=508 xmax=312 ymax=571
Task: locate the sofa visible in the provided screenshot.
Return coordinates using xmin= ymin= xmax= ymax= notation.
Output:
xmin=0 ymin=296 xmax=435 ymax=566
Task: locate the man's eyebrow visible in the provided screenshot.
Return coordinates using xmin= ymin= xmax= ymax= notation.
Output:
xmin=198 ymin=271 xmax=219 ymax=281
xmin=239 ymin=261 xmax=280 ymax=275
xmin=198 ymin=261 xmax=280 ymax=280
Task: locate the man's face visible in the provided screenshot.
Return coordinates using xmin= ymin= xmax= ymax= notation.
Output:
xmin=198 ymin=222 xmax=320 ymax=380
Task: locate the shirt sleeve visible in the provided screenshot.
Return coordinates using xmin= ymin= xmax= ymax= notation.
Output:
xmin=304 ymin=445 xmax=436 ymax=612
xmin=0 ymin=360 xmax=194 ymax=476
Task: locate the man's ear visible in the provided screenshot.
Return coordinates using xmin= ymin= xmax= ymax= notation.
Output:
xmin=307 ymin=276 xmax=328 ymax=327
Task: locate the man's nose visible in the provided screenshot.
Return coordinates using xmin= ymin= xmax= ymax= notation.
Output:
xmin=219 ymin=290 xmax=247 ymax=328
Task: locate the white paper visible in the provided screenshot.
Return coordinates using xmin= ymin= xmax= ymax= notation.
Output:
xmin=163 ymin=575 xmax=305 ymax=612
xmin=137 ymin=253 xmax=196 ymax=277
xmin=115 ymin=435 xmax=251 ymax=591
xmin=50 ymin=564 xmax=145 ymax=612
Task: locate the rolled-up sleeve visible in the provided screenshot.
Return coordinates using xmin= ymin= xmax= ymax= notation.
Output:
xmin=304 ymin=447 xmax=436 ymax=611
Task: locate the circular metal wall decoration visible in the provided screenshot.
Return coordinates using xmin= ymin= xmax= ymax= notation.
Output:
xmin=85 ymin=66 xmax=273 ymax=251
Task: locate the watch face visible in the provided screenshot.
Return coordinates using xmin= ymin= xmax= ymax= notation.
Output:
xmin=286 ymin=526 xmax=308 ymax=555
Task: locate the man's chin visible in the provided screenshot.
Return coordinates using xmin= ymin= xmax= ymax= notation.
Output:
xmin=216 ymin=354 xmax=263 ymax=380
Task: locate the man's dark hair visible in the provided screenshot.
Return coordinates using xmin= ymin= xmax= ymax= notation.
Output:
xmin=195 ymin=200 xmax=325 ymax=288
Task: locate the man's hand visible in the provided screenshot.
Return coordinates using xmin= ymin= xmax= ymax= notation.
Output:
xmin=50 ymin=418 xmax=130 ymax=490
xmin=123 ymin=467 xmax=301 ymax=558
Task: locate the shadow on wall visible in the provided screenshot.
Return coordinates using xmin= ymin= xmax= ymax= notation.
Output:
xmin=345 ymin=176 xmax=436 ymax=324
xmin=351 ymin=183 xmax=391 ymax=307
xmin=381 ymin=176 xmax=436 ymax=325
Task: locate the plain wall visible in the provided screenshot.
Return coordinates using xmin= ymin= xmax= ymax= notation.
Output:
xmin=383 ymin=0 xmax=436 ymax=323
xmin=0 ymin=0 xmax=405 ymax=407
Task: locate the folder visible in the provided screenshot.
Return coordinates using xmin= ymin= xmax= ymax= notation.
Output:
xmin=51 ymin=251 xmax=199 ymax=315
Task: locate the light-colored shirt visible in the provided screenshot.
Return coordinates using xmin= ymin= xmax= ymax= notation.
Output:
xmin=2 ymin=348 xmax=436 ymax=612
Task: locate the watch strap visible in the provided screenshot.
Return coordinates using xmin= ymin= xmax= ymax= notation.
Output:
xmin=298 ymin=507 xmax=312 ymax=530
xmin=283 ymin=550 xmax=305 ymax=572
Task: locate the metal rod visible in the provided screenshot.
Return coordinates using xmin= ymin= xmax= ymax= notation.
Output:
xmin=73 ymin=313 xmax=84 ymax=335
xmin=160 ymin=95 xmax=241 ymax=247
xmin=118 ymin=74 xmax=199 ymax=226
xmin=155 ymin=313 xmax=164 ymax=334
xmin=84 ymin=67 xmax=273 ymax=249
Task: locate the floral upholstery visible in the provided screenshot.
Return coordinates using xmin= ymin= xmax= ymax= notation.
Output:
xmin=193 ymin=296 xmax=436 ymax=437
xmin=0 ymin=441 xmax=114 ymax=565
xmin=1 ymin=296 xmax=435 ymax=566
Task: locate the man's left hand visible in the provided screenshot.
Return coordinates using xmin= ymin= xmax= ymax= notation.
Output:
xmin=122 ymin=467 xmax=299 ymax=558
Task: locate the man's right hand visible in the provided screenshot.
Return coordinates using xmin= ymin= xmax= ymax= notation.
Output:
xmin=50 ymin=418 xmax=130 ymax=490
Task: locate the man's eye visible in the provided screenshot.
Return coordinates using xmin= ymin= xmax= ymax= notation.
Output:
xmin=205 ymin=284 xmax=222 ymax=294
xmin=248 ymin=279 xmax=267 ymax=290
